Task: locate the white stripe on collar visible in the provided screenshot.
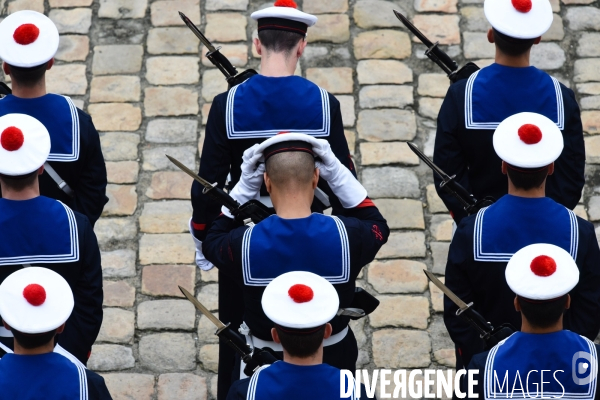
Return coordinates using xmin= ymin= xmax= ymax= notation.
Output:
xmin=47 ymin=95 xmax=80 ymax=162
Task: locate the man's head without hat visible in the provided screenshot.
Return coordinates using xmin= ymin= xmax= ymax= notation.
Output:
xmin=262 ymin=271 xmax=339 ymax=359
xmin=506 ymin=244 xmax=579 ymax=329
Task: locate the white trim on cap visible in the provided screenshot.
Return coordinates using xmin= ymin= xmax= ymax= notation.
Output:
xmin=464 ymin=71 xmax=565 ymax=130
xmin=47 ymin=96 xmax=80 ymax=162
xmin=250 ymin=6 xmax=318 ymax=27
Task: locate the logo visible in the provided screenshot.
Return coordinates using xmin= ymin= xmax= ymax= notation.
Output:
xmin=572 ymin=351 xmax=598 ymax=386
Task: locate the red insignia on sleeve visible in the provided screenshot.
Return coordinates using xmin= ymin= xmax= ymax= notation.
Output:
xmin=372 ymin=225 xmax=383 ymax=241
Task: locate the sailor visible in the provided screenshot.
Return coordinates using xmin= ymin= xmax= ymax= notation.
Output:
xmin=464 ymin=244 xmax=599 ymax=400
xmin=226 ymin=271 xmax=375 ymax=400
xmin=0 ymin=267 xmax=112 ymax=399
xmin=433 ymin=0 xmax=584 ymax=223
xmin=203 ymin=133 xmax=388 ymax=378
xmin=0 ymin=113 xmax=103 ymax=365
xmin=444 ymin=112 xmax=600 ymax=369
xmin=0 ymin=10 xmax=108 ymax=226
xmin=191 ymin=1 xmax=355 ymax=395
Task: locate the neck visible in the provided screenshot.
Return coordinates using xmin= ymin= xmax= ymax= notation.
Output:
xmin=260 ymin=51 xmax=298 ymax=77
xmin=13 ymin=340 xmax=54 ymax=355
xmin=507 ymin=181 xmax=546 ymax=198
xmin=521 ymin=316 xmax=563 ymax=334
xmin=495 ymin=49 xmax=531 ymax=68
xmin=273 ymin=195 xmax=312 ymax=219
xmin=10 ymin=80 xmax=47 ymax=99
xmin=0 ymin=182 xmax=40 ymax=200
xmin=283 ymin=346 xmax=323 ymax=366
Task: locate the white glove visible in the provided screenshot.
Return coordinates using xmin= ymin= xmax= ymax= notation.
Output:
xmin=189 ymin=218 xmax=214 ymax=271
xmin=313 ymin=139 xmax=367 ymax=208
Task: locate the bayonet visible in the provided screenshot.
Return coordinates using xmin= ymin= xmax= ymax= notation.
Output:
xmin=424 ymin=270 xmax=469 ymax=312
xmin=179 ymin=11 xmax=217 ymax=53
xmin=179 ymin=286 xmax=226 ymax=331
xmin=166 ymin=154 xmax=214 ymax=191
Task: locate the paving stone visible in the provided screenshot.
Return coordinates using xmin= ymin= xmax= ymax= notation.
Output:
xmin=46 ymin=64 xmax=87 ymax=95
xmin=147 ymin=28 xmax=199 ymax=54
xmin=202 ymin=69 xmax=229 ymax=102
xmin=431 ymin=215 xmax=453 ymax=241
xmin=575 ymin=59 xmax=600 ymax=83
xmin=197 ymin=313 xmax=220 ymax=343
xmin=102 ymin=374 xmax=155 ymax=400
xmin=98 ymin=0 xmax=148 ymax=19
xmin=146 ymin=171 xmax=192 ymax=199
xmin=370 ymin=295 xmax=430 ymax=328
xmin=550 ymin=0 xmax=560 ymax=11
xmin=145 ymin=87 xmax=199 ymax=117
xmin=575 ymin=82 xmax=600 ymax=96
xmin=530 ymin=43 xmax=565 ymax=70
xmin=92 ymin=45 xmax=144 ymax=75
xmin=354 ymin=30 xmax=411 ymax=60
xmin=359 ymin=85 xmax=413 ymax=109
xmin=205 ymin=13 xmax=247 ymax=42
xmin=139 ymin=333 xmax=196 ymax=372
xmin=100 ymin=132 xmax=139 ymax=161
xmin=88 ymin=104 xmax=142 ymax=131
xmin=542 ymin=14 xmax=565 ymax=42
xmin=201 ymin=268 xmax=219 ymax=283
xmin=357 ymin=60 xmax=413 ymax=85
xmin=199 ymin=344 xmax=219 ymax=373
xmin=138 ymin=300 xmax=196 ymax=330
xmin=151 ymin=0 xmax=200 ymax=26
xmin=429 ymin=277 xmax=445 ymax=312
xmin=197 ymin=284 xmax=219 ymax=311
xmin=338 ymin=96 xmax=356 ymax=127
xmin=304 ymin=0 xmax=348 ymax=13
xmin=142 ymin=145 xmax=196 ymax=171
xmin=582 ymin=96 xmax=600 ymax=110
xmin=306 ymin=68 xmax=353 ymax=94
xmin=587 ymin=196 xmax=600 ymax=221
xmin=357 ymin=110 xmax=417 ymax=141
xmin=90 ymin=76 xmax=140 ymax=103
xmin=103 ymin=280 xmax=136 ymax=307
xmin=209 ymin=376 xmax=218 ymax=399
xmin=103 ymin=184 xmax=137 ymax=216
xmin=50 ymin=0 xmax=93 ymax=6
xmin=101 ymin=249 xmax=137 ymax=278
xmin=106 ymin=161 xmax=139 ymax=184
xmin=461 ymin=6 xmax=489 ymax=31
xmin=139 ymin=234 xmax=194 ymax=265
xmin=345 ymin=130 xmax=356 ymax=154
xmin=415 ymin=0 xmax=457 ymax=12
xmin=412 ymin=15 xmax=460 ymax=45
xmin=97 ymin=308 xmax=135 ymax=343
xmin=7 ymin=0 xmax=44 ymax=13
xmin=146 ymin=57 xmax=199 ymax=85
xmin=565 ymin=7 xmax=600 ymax=31
xmin=361 ymin=142 xmax=419 ymax=166
xmin=426 ymin=185 xmax=448 ymax=214
xmin=140 ymin=201 xmax=192 ymax=233
xmin=353 ymin=0 xmax=407 ymax=28
xmin=141 ymin=264 xmax=196 ymax=297
xmin=201 ymin=103 xmax=212 ymax=125
xmin=373 ymin=199 xmax=424 ymax=229
xmin=463 ymin=32 xmax=495 ymax=59
xmin=368 ymin=260 xmax=429 ymax=293
xmin=434 ymin=349 xmax=455 ymax=367
xmin=574 ymin=204 xmax=588 ymax=220
xmin=309 ymin=14 xmax=350 ymax=44
xmin=372 ymin=329 xmax=431 ymax=368
xmin=362 ymin=167 xmax=420 ymax=198
xmin=419 ymin=97 xmax=444 ymax=119
xmin=418 ymin=74 xmax=450 ymax=98
xmin=49 ymin=8 xmax=92 ymax=34
xmin=583 ymin=111 xmax=600 ymax=134
xmin=377 ymin=232 xmax=427 ymax=259
xmin=206 ymin=0 xmax=248 ymax=10
xmin=146 ymin=119 xmax=198 ymax=143
xmin=56 ymin=35 xmax=90 ymax=62
xmin=158 ymin=373 xmax=208 ymax=400
xmin=95 ymin=218 xmax=137 ymax=247
xmin=88 ymin=345 xmax=135 ymax=371
xmin=202 ymin=44 xmax=248 ymax=67
xmin=431 ymin=242 xmax=451 ymax=275
xmin=577 ymin=33 xmax=600 ymax=57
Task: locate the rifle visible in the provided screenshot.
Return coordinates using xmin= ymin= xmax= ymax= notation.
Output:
xmin=407 ymin=142 xmax=494 ymax=216
xmin=179 ymin=11 xmax=258 ymax=89
xmin=424 ymin=270 xmax=514 ymax=350
xmin=179 ymin=286 xmax=279 ymax=376
xmin=393 ymin=10 xmax=479 ymax=83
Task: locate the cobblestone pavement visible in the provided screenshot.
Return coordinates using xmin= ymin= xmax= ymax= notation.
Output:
xmin=1 ymin=0 xmax=599 ymax=398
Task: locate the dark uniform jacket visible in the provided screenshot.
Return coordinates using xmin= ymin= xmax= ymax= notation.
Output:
xmin=444 ymin=195 xmax=600 ymax=368
xmin=0 ymin=94 xmax=108 ymax=226
xmin=434 ymin=64 xmax=585 ymax=223
xmin=0 ymin=197 xmax=103 ymax=364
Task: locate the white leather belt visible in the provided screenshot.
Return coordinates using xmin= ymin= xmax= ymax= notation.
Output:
xmin=250 ymin=325 xmax=349 ymax=352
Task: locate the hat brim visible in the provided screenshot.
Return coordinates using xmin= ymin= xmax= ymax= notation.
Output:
xmin=484 ymin=0 xmax=553 ymax=39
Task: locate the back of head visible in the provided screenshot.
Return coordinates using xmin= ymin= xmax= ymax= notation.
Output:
xmin=492 ymin=28 xmax=536 ymax=57
xmin=7 ymin=62 xmax=49 ymax=88
xmin=274 ymin=324 xmax=326 ymax=358
xmin=258 ymin=30 xmax=304 ymax=55
xmin=517 ymin=294 xmax=568 ymax=329
xmin=505 ymin=164 xmax=549 ymax=190
xmin=265 ymin=151 xmax=315 ymax=190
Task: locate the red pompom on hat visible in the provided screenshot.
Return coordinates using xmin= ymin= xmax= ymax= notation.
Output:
xmin=511 ymin=0 xmax=532 ymax=13
xmin=1 ymin=126 xmax=25 ymax=151
xmin=13 ymin=23 xmax=40 ymax=45
xmin=530 ymin=255 xmax=557 ymax=277
xmin=23 ymin=283 xmax=46 ymax=306
xmin=518 ymin=124 xmax=543 ymax=145
xmin=288 ymin=284 xmax=314 ymax=303
xmin=274 ymin=0 xmax=298 ymax=8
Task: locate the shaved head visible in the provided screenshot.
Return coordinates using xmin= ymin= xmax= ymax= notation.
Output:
xmin=265 ymin=151 xmax=315 ymax=190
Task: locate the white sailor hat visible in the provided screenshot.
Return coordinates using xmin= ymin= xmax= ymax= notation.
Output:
xmin=484 ymin=0 xmax=553 ymax=39
xmin=493 ymin=112 xmax=563 ymax=169
xmin=256 ymin=132 xmax=318 ymax=161
xmin=0 ymin=113 xmax=51 ymax=176
xmin=505 ymin=244 xmax=579 ymax=301
xmin=251 ymin=0 xmax=317 ymax=36
xmin=0 ymin=267 xmax=74 ymax=334
xmin=0 ymin=10 xmax=59 ymax=68
xmin=262 ymin=271 xmax=339 ymax=330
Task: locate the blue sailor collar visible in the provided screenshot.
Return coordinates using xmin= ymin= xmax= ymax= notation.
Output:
xmin=465 ymin=64 xmax=564 ymax=130
xmin=484 ymin=331 xmax=597 ymax=400
xmin=0 ymin=197 xmax=79 ymax=265
xmin=0 ymin=94 xmax=80 ymax=161
xmin=242 ymin=213 xmax=349 ymax=286
xmin=0 ymin=352 xmax=88 ymax=400
xmin=226 ymin=75 xmax=331 ymax=139
xmin=474 ymin=195 xmax=578 ymax=262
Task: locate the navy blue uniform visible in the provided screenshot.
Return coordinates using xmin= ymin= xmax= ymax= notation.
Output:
xmin=444 ymin=195 xmax=600 ymax=368
xmin=434 ymin=64 xmax=585 ymax=223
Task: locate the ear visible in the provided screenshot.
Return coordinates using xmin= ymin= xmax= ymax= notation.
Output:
xmin=56 ymin=323 xmax=66 ymax=334
xmin=323 ymin=323 xmax=332 ymax=339
xmin=565 ymin=294 xmax=571 ymax=310
xmin=487 ymin=28 xmax=495 ymax=44
xmin=312 ymin=166 xmax=319 ymax=189
xmin=271 ymin=327 xmax=281 ymax=344
xmin=38 ymin=165 xmax=45 ymax=175
xmin=514 ymin=296 xmax=521 ymax=312
xmin=46 ymin=58 xmax=54 ymax=70
xmin=501 ymin=161 xmax=508 ymax=175
xmin=547 ymin=162 xmax=555 ymax=176
xmin=297 ymin=39 xmax=308 ymax=58
xmin=264 ymin=171 xmax=272 ymax=193
xmin=2 ymin=62 xmax=10 ymax=76
xmin=533 ymin=37 xmax=541 ymax=45
xmin=253 ymin=38 xmax=262 ymax=56
xmin=2 ymin=321 xmax=10 ymax=331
